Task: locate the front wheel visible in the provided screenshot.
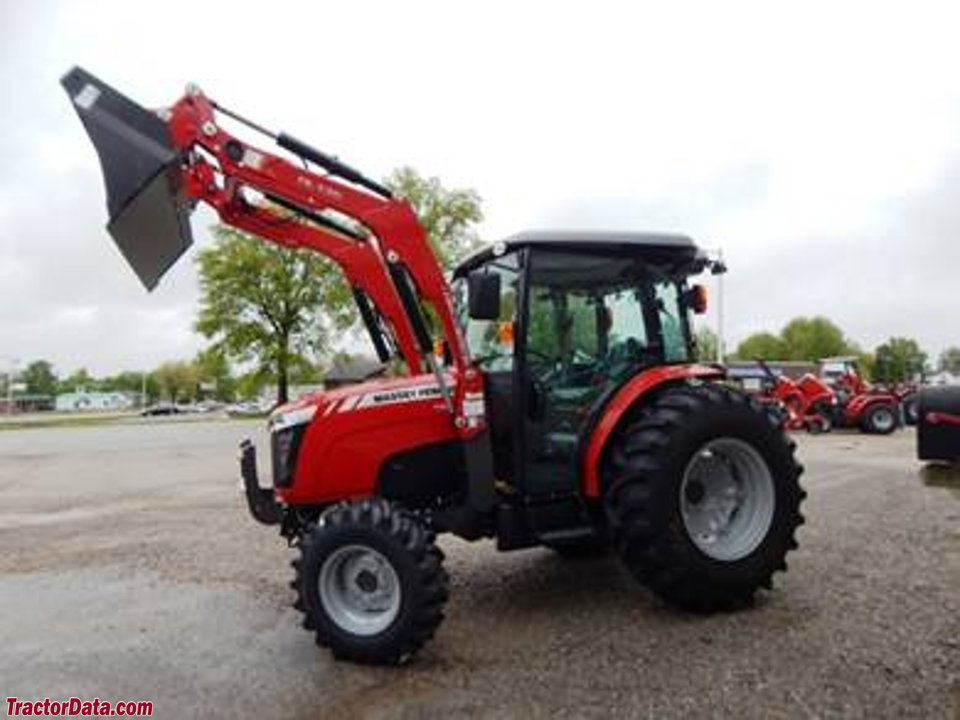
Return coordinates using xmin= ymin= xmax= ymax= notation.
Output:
xmin=295 ymin=499 xmax=448 ymax=664
xmin=605 ymin=385 xmax=805 ymax=612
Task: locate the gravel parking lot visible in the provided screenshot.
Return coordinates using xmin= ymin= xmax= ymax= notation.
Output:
xmin=0 ymin=420 xmax=957 ymax=719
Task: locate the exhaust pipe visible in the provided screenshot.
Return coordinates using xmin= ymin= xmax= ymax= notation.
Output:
xmin=61 ymin=66 xmax=193 ymax=291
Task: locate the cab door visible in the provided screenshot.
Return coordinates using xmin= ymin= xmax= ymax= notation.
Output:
xmin=517 ymin=249 xmax=660 ymax=497
xmin=459 ymin=252 xmax=523 ymax=483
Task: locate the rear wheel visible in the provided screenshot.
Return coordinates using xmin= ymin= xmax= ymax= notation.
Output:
xmin=604 ymin=385 xmax=805 ymax=611
xmin=861 ymin=403 xmax=898 ymax=435
xmin=294 ymin=499 xmax=448 ymax=664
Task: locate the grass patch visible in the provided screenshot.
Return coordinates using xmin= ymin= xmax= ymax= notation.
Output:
xmin=0 ymin=415 xmax=127 ymax=432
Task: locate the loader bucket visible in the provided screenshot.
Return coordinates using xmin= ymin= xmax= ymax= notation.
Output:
xmin=61 ymin=66 xmax=193 ymax=291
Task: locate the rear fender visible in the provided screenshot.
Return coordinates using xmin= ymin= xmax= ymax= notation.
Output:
xmin=845 ymin=393 xmax=897 ymax=423
xmin=581 ymin=365 xmax=725 ymax=499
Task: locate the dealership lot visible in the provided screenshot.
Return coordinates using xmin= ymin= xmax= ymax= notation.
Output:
xmin=0 ymin=421 xmax=957 ymax=718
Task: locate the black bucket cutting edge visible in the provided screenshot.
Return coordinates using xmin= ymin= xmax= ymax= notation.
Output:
xmin=61 ymin=66 xmax=194 ymax=291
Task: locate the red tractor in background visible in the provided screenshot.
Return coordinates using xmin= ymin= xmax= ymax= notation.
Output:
xmin=64 ymin=67 xmax=806 ymax=665
xmin=754 ymin=360 xmax=835 ymax=433
xmin=819 ymin=357 xmax=901 ymax=435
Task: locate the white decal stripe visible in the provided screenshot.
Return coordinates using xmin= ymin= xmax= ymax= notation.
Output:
xmin=338 ymin=395 xmax=361 ymax=413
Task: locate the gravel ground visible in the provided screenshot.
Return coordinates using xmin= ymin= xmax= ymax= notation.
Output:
xmin=0 ymin=421 xmax=957 ymax=719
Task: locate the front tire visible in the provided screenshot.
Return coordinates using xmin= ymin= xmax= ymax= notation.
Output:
xmin=604 ymin=385 xmax=805 ymax=612
xmin=295 ymin=499 xmax=448 ymax=664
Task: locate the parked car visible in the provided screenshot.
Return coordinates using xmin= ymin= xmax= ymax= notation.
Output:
xmin=140 ymin=402 xmax=181 ymax=417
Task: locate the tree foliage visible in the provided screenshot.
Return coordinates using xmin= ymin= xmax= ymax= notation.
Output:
xmin=733 ymin=316 xmax=858 ymax=362
xmin=780 ymin=316 xmax=856 ymax=361
xmin=694 ymin=326 xmax=719 ymax=363
xmin=154 ymin=361 xmax=199 ymax=403
xmin=58 ymin=368 xmax=94 ymax=393
xmin=385 ymin=166 xmax=484 ymax=269
xmin=195 ymin=225 xmax=354 ymax=404
xmin=734 ymin=332 xmax=787 ymax=360
xmin=939 ymin=346 xmax=960 ymax=375
xmin=194 ymin=347 xmax=235 ymax=402
xmin=873 ymin=337 xmax=927 ymax=384
xmin=22 ymin=360 xmax=58 ymax=396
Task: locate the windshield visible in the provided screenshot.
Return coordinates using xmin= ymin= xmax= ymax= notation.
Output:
xmin=526 ymin=250 xmax=692 ymax=383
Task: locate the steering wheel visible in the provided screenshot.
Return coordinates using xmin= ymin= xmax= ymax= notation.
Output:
xmin=525 ymin=350 xmax=554 ymax=374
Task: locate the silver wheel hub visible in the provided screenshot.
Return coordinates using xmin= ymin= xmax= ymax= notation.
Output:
xmin=318 ymin=545 xmax=401 ymax=636
xmin=680 ymin=438 xmax=776 ymax=562
xmin=872 ymin=408 xmax=895 ymax=431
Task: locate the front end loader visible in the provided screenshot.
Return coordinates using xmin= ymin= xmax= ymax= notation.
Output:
xmin=64 ymin=67 xmax=806 ymax=665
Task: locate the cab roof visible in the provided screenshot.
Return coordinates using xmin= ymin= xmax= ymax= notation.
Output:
xmin=453 ymin=230 xmax=708 ymax=277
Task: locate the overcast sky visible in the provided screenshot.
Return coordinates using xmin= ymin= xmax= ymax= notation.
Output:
xmin=2 ymin=0 xmax=959 ymax=376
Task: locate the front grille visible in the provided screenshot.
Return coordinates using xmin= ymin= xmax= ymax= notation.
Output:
xmin=271 ymin=424 xmax=307 ymax=488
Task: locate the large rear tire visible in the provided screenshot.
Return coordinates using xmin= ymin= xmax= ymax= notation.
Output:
xmin=294 ymin=499 xmax=448 ymax=664
xmin=604 ymin=384 xmax=805 ymax=612
xmin=861 ymin=403 xmax=898 ymax=435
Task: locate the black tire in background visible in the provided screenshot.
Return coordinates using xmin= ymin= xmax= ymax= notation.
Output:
xmin=861 ymin=403 xmax=899 ymax=435
xmin=295 ymin=499 xmax=448 ymax=664
xmin=604 ymin=384 xmax=805 ymax=612
xmin=901 ymin=394 xmax=918 ymax=426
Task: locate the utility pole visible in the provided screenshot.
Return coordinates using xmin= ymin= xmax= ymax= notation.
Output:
xmin=141 ymin=371 xmax=147 ymax=409
xmin=710 ymin=249 xmax=727 ymax=365
xmin=5 ymin=358 xmax=19 ymax=416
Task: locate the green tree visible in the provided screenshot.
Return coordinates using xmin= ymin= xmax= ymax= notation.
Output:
xmin=99 ymin=370 xmax=159 ymax=405
xmin=194 ymin=347 xmax=236 ymax=402
xmin=22 ymin=360 xmax=58 ymax=396
xmin=734 ymin=332 xmax=786 ymax=360
xmin=873 ymin=337 xmax=927 ymax=384
xmin=59 ymin=368 xmax=95 ymax=393
xmin=694 ymin=327 xmax=719 ymax=362
xmin=385 ymin=166 xmax=484 ymax=269
xmin=196 ymin=225 xmax=354 ymax=405
xmin=939 ymin=346 xmax=960 ymax=375
xmin=780 ymin=316 xmax=855 ymax=361
xmin=154 ymin=361 xmax=199 ymax=403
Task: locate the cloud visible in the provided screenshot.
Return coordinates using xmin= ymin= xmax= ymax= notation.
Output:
xmin=2 ymin=0 xmax=960 ymax=376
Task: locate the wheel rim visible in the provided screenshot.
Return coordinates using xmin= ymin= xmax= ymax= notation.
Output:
xmin=680 ymin=438 xmax=776 ymax=562
xmin=318 ymin=545 xmax=401 ymax=636
xmin=871 ymin=407 xmax=895 ymax=432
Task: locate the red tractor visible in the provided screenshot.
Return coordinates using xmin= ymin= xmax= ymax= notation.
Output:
xmin=754 ymin=360 xmax=835 ymax=433
xmin=64 ymin=67 xmax=806 ymax=664
xmin=819 ymin=357 xmax=901 ymax=435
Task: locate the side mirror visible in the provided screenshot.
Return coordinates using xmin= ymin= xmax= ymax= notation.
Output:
xmin=687 ymin=284 xmax=709 ymax=314
xmin=467 ymin=271 xmax=501 ymax=320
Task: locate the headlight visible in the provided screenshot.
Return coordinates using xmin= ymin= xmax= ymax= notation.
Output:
xmin=271 ymin=423 xmax=308 ymax=488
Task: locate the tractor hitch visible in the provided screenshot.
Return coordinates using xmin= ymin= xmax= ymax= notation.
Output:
xmin=240 ymin=440 xmax=281 ymax=525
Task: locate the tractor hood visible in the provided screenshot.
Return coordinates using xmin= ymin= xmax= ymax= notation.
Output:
xmin=268 ymin=374 xmax=446 ymax=432
xmin=61 ymin=66 xmax=194 ymax=291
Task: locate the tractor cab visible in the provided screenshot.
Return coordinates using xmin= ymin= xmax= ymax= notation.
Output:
xmin=453 ymin=231 xmax=711 ymax=498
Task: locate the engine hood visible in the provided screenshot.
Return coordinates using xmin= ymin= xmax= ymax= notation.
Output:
xmin=268 ymin=374 xmax=446 ymax=432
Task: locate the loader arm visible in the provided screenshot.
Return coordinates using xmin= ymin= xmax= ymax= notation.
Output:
xmin=166 ymin=87 xmax=465 ymax=375
xmin=62 ymin=67 xmax=484 ymax=434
